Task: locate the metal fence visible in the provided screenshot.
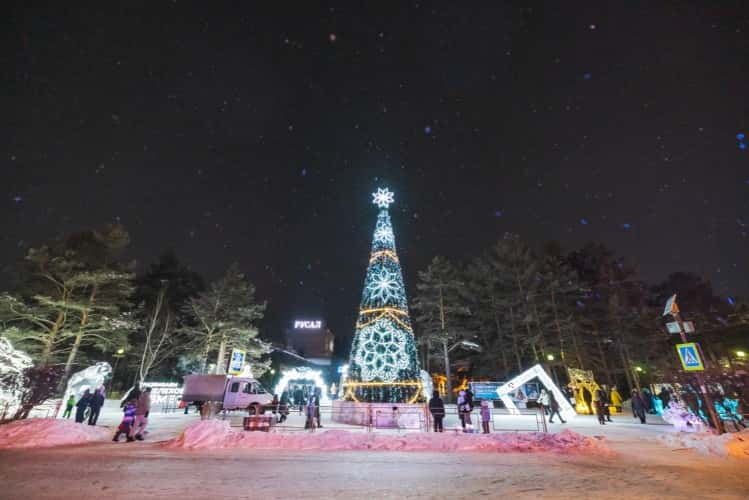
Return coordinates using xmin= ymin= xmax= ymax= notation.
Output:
xmin=217 ymin=403 xmax=546 ymax=434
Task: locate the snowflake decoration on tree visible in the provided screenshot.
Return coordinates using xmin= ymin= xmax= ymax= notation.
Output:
xmin=353 ymin=318 xmax=410 ymax=381
xmin=372 ymin=188 xmax=394 ymax=209
xmin=366 ymin=267 xmax=401 ymax=304
xmin=373 ymin=224 xmax=394 ymax=245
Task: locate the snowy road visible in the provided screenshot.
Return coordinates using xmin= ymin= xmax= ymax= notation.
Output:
xmin=2 ymin=402 xmax=748 ymax=499
xmin=1 ymin=431 xmax=748 ymax=499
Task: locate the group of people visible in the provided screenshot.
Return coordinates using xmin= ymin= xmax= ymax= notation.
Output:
xmin=113 ymin=384 xmax=152 ymax=442
xmin=428 ymin=388 xmax=492 ymax=433
xmin=62 ymin=386 xmax=106 ymax=426
xmin=536 ymin=388 xmax=567 ymax=424
xmin=269 ymin=388 xmax=322 ymax=429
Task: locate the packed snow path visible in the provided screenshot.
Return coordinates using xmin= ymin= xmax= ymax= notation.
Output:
xmin=0 ymin=436 xmax=747 ymax=499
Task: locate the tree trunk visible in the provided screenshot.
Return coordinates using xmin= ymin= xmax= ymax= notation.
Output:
xmin=39 ymin=290 xmax=69 ymax=366
xmin=215 ymin=335 xmax=228 ymax=374
xmin=570 ymin=325 xmax=585 ymax=369
xmin=491 ymin=294 xmax=509 ymax=378
xmin=595 ymin=336 xmax=614 ymax=388
xmin=442 ymin=339 xmax=452 ymax=403
xmin=550 ymin=289 xmax=566 ymax=363
xmin=617 ymin=338 xmax=635 ymax=393
xmin=509 ymin=306 xmax=522 ymax=371
xmin=60 ymin=286 xmax=97 ymax=390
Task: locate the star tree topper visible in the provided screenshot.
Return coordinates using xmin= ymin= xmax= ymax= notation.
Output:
xmin=372 ymin=188 xmax=394 ymax=209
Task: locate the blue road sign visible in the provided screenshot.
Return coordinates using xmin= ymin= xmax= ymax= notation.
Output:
xmin=676 ymin=342 xmax=704 ymax=371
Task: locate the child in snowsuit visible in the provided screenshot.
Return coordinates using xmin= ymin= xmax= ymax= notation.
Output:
xmin=480 ymin=400 xmax=491 ymax=434
xmin=62 ymin=395 xmax=76 ymax=419
xmin=113 ymin=402 xmax=137 ymax=442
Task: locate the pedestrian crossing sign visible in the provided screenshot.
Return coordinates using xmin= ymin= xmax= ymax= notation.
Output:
xmin=676 ymin=342 xmax=704 ymax=371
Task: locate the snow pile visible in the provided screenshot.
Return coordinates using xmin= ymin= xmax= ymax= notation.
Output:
xmin=167 ymin=420 xmax=605 ymax=454
xmin=0 ymin=418 xmax=111 ymax=449
xmin=659 ymin=428 xmax=749 ymax=459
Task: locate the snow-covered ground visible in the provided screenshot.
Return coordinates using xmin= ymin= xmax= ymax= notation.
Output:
xmin=0 ymin=400 xmax=747 ymax=499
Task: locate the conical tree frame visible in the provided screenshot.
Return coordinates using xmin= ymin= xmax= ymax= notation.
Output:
xmin=344 ymin=188 xmax=423 ymax=403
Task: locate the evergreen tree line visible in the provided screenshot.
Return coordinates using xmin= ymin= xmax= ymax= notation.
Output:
xmin=411 ymin=233 xmax=748 ymax=396
xmin=0 ymin=224 xmax=267 ymax=393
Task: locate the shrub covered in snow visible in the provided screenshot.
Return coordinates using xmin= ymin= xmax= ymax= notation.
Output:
xmin=166 ymin=420 xmax=606 ymax=454
xmin=0 ymin=418 xmax=111 ymax=448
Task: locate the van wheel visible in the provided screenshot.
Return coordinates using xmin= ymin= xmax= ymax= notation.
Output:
xmin=248 ymin=404 xmax=258 ymax=416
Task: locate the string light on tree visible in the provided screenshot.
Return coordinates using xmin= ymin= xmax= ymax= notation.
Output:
xmin=344 ymin=187 xmax=423 ymax=403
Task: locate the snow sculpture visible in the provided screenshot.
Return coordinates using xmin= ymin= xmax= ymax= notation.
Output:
xmin=0 ymin=336 xmax=33 ymax=417
xmin=420 ymin=370 xmax=434 ymax=401
xmin=662 ymin=400 xmax=704 ymax=432
xmin=497 ymin=364 xmax=576 ymax=421
xmin=63 ymin=362 xmax=112 ymax=403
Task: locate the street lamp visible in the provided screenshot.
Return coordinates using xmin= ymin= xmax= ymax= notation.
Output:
xmin=546 ymin=354 xmax=555 ymax=361
xmin=110 ymin=348 xmax=125 ymax=391
xmin=634 ymin=366 xmax=643 ymax=372
xmin=736 ymin=350 xmax=746 ymax=359
xmin=441 ymin=339 xmax=482 ymax=403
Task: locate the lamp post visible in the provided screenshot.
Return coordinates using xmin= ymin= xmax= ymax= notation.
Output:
xmin=110 ymin=348 xmax=125 ymax=391
xmin=441 ymin=339 xmax=482 ymax=402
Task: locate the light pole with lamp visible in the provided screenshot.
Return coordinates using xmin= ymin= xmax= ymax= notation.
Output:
xmin=442 ymin=339 xmax=482 ymax=401
xmin=110 ymin=348 xmax=125 ymax=391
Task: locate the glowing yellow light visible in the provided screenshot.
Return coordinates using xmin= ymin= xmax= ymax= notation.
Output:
xmin=343 ymin=380 xmax=423 ymax=404
xmin=736 ymin=350 xmax=746 ymax=358
xmin=634 ymin=366 xmax=643 ymax=372
xmin=369 ymin=250 xmax=399 ymax=263
xmin=546 ymin=354 xmax=555 ymax=361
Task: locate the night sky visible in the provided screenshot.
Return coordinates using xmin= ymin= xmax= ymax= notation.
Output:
xmin=3 ymin=3 xmax=748 ymax=348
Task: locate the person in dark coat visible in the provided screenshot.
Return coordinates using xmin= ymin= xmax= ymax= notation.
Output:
xmin=547 ymin=391 xmax=566 ymax=424
xmin=294 ymin=387 xmax=305 ymax=414
xmin=593 ymin=388 xmax=606 ymax=425
xmin=312 ymin=388 xmax=322 ymax=428
xmin=631 ymin=389 xmax=647 ymax=423
xmin=88 ymin=386 xmax=105 ymax=425
xmin=428 ymin=390 xmax=445 ymax=432
xmin=279 ymin=391 xmax=290 ymax=423
xmin=75 ymin=389 xmax=92 ymax=423
xmin=601 ymin=388 xmax=613 ymax=422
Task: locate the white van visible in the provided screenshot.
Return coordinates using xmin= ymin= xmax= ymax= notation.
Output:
xmin=182 ymin=375 xmax=273 ymax=415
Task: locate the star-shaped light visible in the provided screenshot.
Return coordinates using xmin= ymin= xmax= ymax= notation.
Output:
xmin=372 ymin=188 xmax=394 ymax=209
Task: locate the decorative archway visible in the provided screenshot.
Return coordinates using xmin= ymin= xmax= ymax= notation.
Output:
xmin=496 ymin=364 xmax=576 ymax=421
xmin=274 ymin=367 xmax=330 ymax=404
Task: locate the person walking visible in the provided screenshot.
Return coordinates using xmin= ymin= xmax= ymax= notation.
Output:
xmin=279 ymin=391 xmax=290 ymax=423
xmin=304 ymin=395 xmax=316 ymax=430
xmin=547 ymin=391 xmax=566 ymax=424
xmin=312 ymin=388 xmax=322 ymax=428
xmin=593 ymin=388 xmax=606 ymax=425
xmin=601 ymin=388 xmax=613 ymax=422
xmin=631 ymin=389 xmax=647 ymax=424
xmin=294 ymin=387 xmax=305 ymax=415
xmin=457 ymin=390 xmax=467 ymax=430
xmin=88 ymin=386 xmax=105 ymax=426
xmin=62 ymin=394 xmax=76 ymax=419
xmin=480 ymin=400 xmax=491 ymax=434
xmin=538 ymin=389 xmax=550 ymax=415
xmin=75 ymin=389 xmax=92 ymax=423
xmin=428 ymin=390 xmax=445 ymax=432
xmin=610 ymin=386 xmax=623 ymax=413
xmin=133 ymin=387 xmax=151 ymax=440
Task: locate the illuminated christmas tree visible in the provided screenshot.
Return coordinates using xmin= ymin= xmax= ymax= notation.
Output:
xmin=344 ymin=188 xmax=423 ymax=403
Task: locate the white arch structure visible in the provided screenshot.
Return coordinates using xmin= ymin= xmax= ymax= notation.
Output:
xmin=274 ymin=367 xmax=330 ymax=404
xmin=496 ymin=364 xmax=576 ymax=421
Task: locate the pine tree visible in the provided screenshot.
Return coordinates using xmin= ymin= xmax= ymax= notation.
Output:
xmin=345 ymin=188 xmax=422 ymax=403
xmin=181 ymin=264 xmax=268 ymax=375
xmin=411 ymin=256 xmax=469 ymax=400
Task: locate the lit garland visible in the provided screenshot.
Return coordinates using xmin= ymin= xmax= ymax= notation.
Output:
xmin=344 ymin=188 xmax=423 ymax=403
